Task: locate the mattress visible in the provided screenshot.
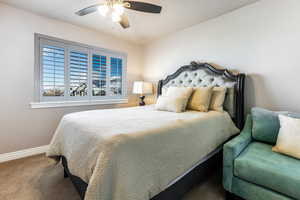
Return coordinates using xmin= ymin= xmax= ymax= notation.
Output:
xmin=47 ymin=105 xmax=239 ymax=200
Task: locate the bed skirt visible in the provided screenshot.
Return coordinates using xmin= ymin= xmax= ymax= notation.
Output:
xmin=61 ymin=150 xmax=222 ymax=200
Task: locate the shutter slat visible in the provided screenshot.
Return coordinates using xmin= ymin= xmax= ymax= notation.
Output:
xmin=70 ymin=65 xmax=88 ymax=69
xmin=43 ymin=58 xmax=65 ymax=64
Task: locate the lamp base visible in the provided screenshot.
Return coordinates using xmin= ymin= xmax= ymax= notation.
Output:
xmin=139 ymin=96 xmax=146 ymax=106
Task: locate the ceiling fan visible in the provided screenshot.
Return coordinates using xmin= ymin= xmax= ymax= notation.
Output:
xmin=76 ymin=0 xmax=162 ymax=29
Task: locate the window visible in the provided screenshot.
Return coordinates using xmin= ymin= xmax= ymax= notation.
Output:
xmin=32 ymin=34 xmax=127 ymax=108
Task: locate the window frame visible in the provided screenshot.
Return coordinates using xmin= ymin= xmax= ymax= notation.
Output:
xmin=32 ymin=33 xmax=128 ymax=108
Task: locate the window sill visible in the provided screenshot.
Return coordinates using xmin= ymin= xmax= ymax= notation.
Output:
xmin=30 ymin=99 xmax=128 ymax=109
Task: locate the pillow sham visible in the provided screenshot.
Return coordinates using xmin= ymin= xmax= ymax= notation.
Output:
xmin=209 ymin=87 xmax=227 ymax=112
xmin=161 ymin=87 xmax=168 ymax=96
xmin=223 ymin=87 xmax=235 ymax=117
xmin=155 ymin=87 xmax=193 ymax=113
xmin=155 ymin=96 xmax=188 ymax=113
xmin=165 ymin=86 xmax=193 ymax=99
xmin=272 ymin=115 xmax=300 ymax=159
xmin=187 ymin=87 xmax=213 ymax=112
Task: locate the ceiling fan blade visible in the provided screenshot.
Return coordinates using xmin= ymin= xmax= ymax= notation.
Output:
xmin=124 ymin=1 xmax=162 ymax=14
xmin=75 ymin=4 xmax=101 ymax=16
xmin=120 ymin=15 xmax=130 ymax=29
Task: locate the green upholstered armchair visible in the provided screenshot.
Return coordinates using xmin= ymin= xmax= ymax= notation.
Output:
xmin=223 ymin=109 xmax=300 ymax=200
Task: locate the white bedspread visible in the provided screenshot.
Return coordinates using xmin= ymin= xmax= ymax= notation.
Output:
xmin=47 ymin=105 xmax=239 ymax=200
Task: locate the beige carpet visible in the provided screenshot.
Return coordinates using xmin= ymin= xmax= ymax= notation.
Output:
xmin=0 ymin=154 xmax=225 ymax=200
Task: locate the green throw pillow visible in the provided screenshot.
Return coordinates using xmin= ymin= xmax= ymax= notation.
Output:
xmin=251 ymin=107 xmax=288 ymax=144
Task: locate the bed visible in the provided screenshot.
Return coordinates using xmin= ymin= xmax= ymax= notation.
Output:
xmin=47 ymin=61 xmax=245 ymax=200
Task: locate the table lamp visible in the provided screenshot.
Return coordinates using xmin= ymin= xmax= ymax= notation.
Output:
xmin=133 ymin=81 xmax=153 ymax=106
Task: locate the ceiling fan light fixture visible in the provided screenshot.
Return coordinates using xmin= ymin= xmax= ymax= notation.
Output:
xmin=113 ymin=3 xmax=125 ymax=15
xmin=98 ymin=4 xmax=109 ymax=16
xmin=76 ymin=1 xmax=162 ymax=29
xmin=112 ymin=12 xmax=122 ymax=22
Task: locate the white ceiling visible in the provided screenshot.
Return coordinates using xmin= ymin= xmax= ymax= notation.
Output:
xmin=0 ymin=0 xmax=258 ymax=44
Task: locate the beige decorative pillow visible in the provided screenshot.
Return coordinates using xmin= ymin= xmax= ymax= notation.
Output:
xmin=223 ymin=87 xmax=235 ymax=117
xmin=155 ymin=96 xmax=188 ymax=113
xmin=209 ymin=87 xmax=227 ymax=112
xmin=272 ymin=115 xmax=300 ymax=159
xmin=187 ymin=87 xmax=213 ymax=112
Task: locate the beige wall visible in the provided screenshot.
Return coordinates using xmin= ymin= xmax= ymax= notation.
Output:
xmin=0 ymin=3 xmax=143 ymax=154
xmin=143 ymin=0 xmax=300 ymax=113
xmin=2 ymin=0 xmax=300 ymax=154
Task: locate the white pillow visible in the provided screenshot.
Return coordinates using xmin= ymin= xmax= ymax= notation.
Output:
xmin=155 ymin=96 xmax=188 ymax=113
xmin=161 ymin=87 xmax=168 ymax=96
xmin=209 ymin=87 xmax=227 ymax=112
xmin=155 ymin=87 xmax=193 ymax=113
xmin=272 ymin=115 xmax=300 ymax=159
xmin=165 ymin=86 xmax=193 ymax=99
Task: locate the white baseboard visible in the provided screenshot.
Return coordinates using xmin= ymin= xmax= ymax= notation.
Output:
xmin=0 ymin=145 xmax=49 ymax=163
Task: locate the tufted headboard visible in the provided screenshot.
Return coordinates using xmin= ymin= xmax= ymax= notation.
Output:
xmin=157 ymin=62 xmax=245 ymax=129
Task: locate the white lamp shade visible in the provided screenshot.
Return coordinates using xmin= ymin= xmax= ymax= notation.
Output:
xmin=133 ymin=81 xmax=153 ymax=95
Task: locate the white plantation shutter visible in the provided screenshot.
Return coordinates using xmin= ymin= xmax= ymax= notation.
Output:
xmin=69 ymin=50 xmax=88 ymax=97
xmin=41 ymin=45 xmax=65 ymax=97
xmin=92 ymin=54 xmax=107 ymax=96
xmin=110 ymin=57 xmax=123 ymax=96
xmin=35 ymin=34 xmax=127 ymax=105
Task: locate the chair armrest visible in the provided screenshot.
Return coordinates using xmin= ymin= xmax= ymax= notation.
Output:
xmin=223 ymin=115 xmax=253 ymax=192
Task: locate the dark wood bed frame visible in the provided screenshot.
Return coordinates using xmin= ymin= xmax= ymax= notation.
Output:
xmin=61 ymin=61 xmax=245 ymax=200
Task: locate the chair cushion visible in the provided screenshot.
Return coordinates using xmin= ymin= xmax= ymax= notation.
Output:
xmin=234 ymin=142 xmax=300 ymax=200
xmin=251 ymin=107 xmax=288 ymax=144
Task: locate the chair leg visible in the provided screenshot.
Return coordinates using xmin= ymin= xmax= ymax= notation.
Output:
xmin=64 ymin=169 xmax=69 ymax=178
xmin=226 ymin=191 xmax=233 ymax=200
xmin=226 ymin=191 xmax=243 ymax=200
